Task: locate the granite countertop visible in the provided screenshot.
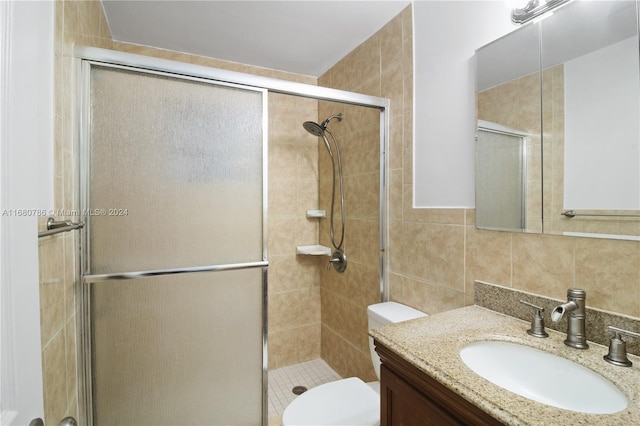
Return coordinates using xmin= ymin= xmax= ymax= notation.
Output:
xmin=369 ymin=305 xmax=640 ymax=425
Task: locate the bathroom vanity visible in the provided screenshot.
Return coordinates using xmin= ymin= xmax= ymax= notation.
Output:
xmin=371 ymin=306 xmax=640 ymax=426
xmin=377 ymin=341 xmax=503 ymax=425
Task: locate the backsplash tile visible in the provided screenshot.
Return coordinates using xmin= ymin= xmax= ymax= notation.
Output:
xmin=475 ymin=281 xmax=640 ymax=357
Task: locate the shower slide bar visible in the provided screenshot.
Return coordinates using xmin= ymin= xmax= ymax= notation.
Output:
xmin=38 ymin=217 xmax=85 ymax=238
xmin=83 ymin=260 xmax=269 ymax=283
xmin=561 ymin=210 xmax=640 ymax=218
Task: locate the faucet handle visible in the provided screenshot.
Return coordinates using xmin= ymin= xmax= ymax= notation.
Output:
xmin=604 ymin=326 xmax=640 ymax=367
xmin=519 ymin=300 xmax=549 ymax=338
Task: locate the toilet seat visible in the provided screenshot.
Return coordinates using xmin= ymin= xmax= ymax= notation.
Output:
xmin=281 ymin=377 xmax=379 ymax=426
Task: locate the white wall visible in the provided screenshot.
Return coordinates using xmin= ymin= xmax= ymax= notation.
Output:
xmin=413 ymin=1 xmax=516 ymax=207
xmin=564 ymin=36 xmax=640 ymax=210
xmin=1 ymin=0 xmax=53 ymax=423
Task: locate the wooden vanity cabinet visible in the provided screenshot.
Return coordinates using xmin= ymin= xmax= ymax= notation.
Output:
xmin=376 ymin=341 xmax=504 ymax=426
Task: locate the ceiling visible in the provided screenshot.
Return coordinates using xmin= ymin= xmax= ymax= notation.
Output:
xmin=101 ymin=1 xmax=411 ymax=77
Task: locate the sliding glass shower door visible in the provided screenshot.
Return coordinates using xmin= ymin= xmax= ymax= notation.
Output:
xmin=80 ymin=63 xmax=267 ymax=425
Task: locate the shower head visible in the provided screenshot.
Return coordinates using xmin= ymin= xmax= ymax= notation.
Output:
xmin=304 ymin=121 xmax=333 ymax=157
xmin=303 ymin=121 xmax=325 ymax=137
xmin=303 ymin=113 xmax=344 ymax=137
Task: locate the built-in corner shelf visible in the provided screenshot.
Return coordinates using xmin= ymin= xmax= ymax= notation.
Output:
xmin=297 ymin=210 xmax=329 ymax=255
xmin=296 ymin=245 xmax=331 ymax=256
xmin=306 ymin=209 xmax=326 ymax=218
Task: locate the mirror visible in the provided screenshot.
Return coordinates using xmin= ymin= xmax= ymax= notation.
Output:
xmin=476 ymin=20 xmax=542 ymax=233
xmin=540 ymin=0 xmax=640 ymax=239
xmin=475 ymin=0 xmax=640 ymax=240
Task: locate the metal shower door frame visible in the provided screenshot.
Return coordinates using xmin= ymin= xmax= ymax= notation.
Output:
xmin=73 ymin=46 xmax=391 ymax=426
xmin=77 ymin=59 xmax=269 ymax=425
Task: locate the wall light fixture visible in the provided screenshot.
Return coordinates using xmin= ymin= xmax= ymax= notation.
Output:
xmin=509 ymin=0 xmax=571 ymax=24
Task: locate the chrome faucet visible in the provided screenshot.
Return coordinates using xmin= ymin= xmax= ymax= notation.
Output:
xmin=519 ymin=300 xmax=549 ymax=338
xmin=603 ymin=325 xmax=640 ymax=367
xmin=551 ymin=288 xmax=589 ymax=349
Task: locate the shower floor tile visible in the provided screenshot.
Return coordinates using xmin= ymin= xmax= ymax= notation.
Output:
xmin=268 ymin=358 xmax=341 ymax=422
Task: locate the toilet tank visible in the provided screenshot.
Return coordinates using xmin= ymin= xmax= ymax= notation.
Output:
xmin=367 ymin=302 xmax=427 ymax=380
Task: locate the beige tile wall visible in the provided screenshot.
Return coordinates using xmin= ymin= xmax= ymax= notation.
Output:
xmin=467 ymin=218 xmax=640 ymax=316
xmin=317 ymin=7 xmax=413 ymax=381
xmin=318 ymin=4 xmax=640 ymax=383
xmin=268 ymin=93 xmax=323 ymax=369
xmin=315 ymin=99 xmax=382 ymax=381
xmin=37 ymin=228 xmax=77 ymax=424
xmin=543 ymin=64 xmax=565 ymax=234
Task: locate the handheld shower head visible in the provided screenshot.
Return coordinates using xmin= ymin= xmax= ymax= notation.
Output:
xmin=303 ymin=113 xmax=343 ymax=138
xmin=303 ymin=120 xmax=334 ymax=157
xmin=304 ymin=113 xmax=343 ymax=159
xmin=301 ymin=112 xmax=346 ymax=264
xmin=303 ymin=121 xmax=325 ymax=137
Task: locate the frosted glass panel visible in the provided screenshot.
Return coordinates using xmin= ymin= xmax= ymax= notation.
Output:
xmin=476 ymin=130 xmax=526 ymax=231
xmin=89 ymin=66 xmax=264 ymax=274
xmin=86 ymin=64 xmax=266 ymax=425
xmin=90 ymin=269 xmax=264 ymax=425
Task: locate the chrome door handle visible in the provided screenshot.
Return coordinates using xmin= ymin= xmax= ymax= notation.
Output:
xmin=58 ymin=417 xmax=77 ymax=426
xmin=29 ymin=416 xmax=77 ymax=426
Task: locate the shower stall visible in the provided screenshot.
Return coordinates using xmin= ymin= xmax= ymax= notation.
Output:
xmin=75 ymin=47 xmax=389 ymax=425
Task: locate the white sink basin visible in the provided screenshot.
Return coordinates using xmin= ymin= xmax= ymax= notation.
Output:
xmin=459 ymin=341 xmax=628 ymax=414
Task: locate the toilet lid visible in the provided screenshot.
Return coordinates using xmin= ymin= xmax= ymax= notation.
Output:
xmin=281 ymin=377 xmax=379 ymax=426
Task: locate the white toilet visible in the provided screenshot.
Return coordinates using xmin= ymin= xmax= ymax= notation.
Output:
xmin=281 ymin=302 xmax=427 ymax=426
